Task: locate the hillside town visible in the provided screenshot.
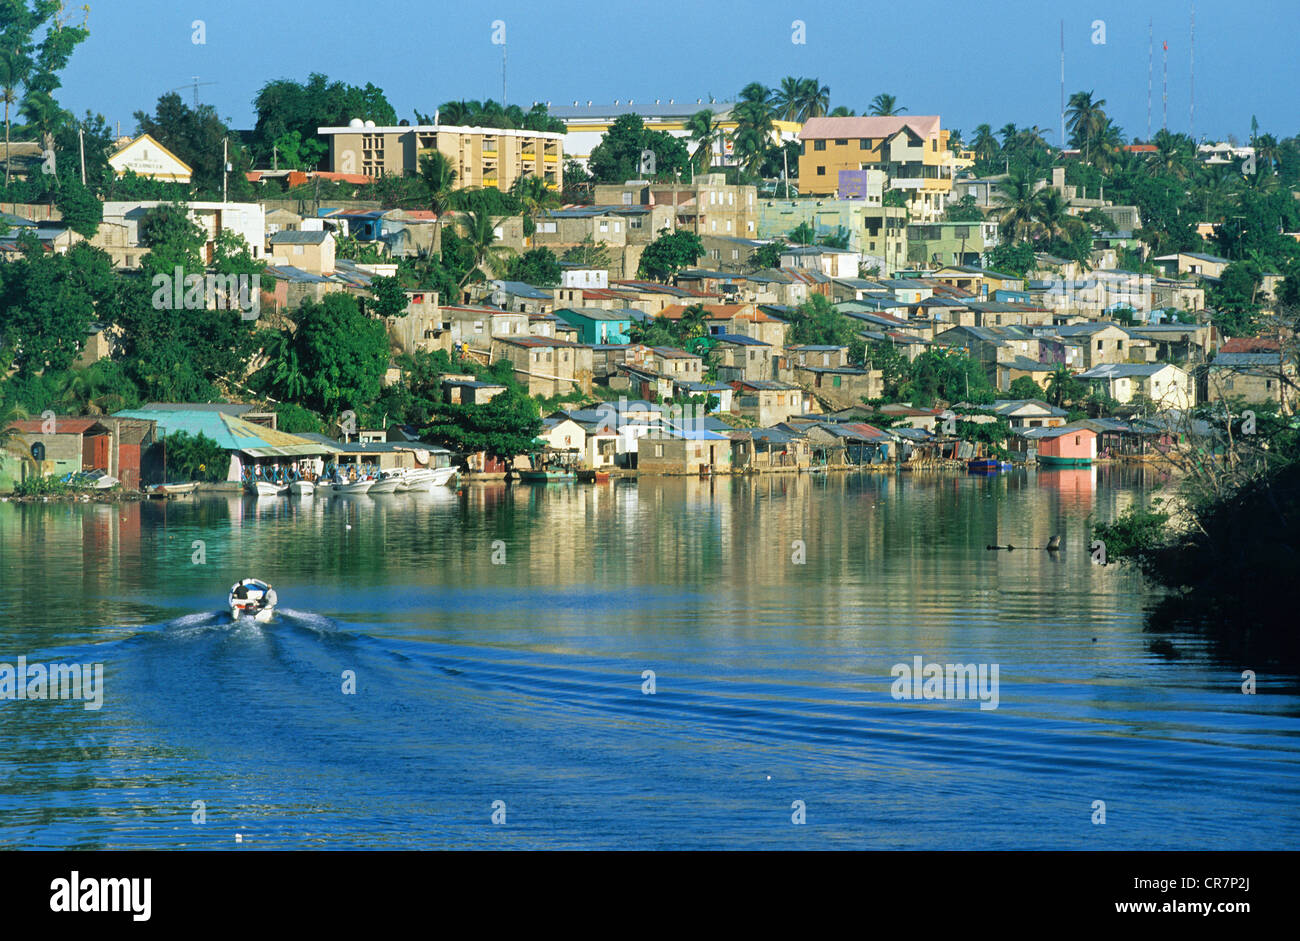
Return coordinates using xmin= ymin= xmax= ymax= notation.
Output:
xmin=1 ymin=45 xmax=1298 ymax=494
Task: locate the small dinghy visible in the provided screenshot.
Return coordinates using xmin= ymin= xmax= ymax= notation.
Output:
xmin=229 ymin=578 xmax=278 ymax=623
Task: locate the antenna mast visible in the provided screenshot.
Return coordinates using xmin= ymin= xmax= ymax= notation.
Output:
xmin=1059 ymin=20 xmax=1065 ymax=149
xmin=1190 ymin=4 xmax=1196 ymax=140
xmin=1162 ymin=40 xmax=1168 ymax=131
xmin=1147 ymin=20 xmax=1153 ymax=140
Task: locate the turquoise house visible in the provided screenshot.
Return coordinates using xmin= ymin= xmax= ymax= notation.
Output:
xmin=553 ymin=307 xmax=635 ymax=345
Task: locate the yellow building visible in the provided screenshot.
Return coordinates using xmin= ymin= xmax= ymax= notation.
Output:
xmin=317 ymin=120 xmax=562 ymax=190
xmin=107 ymin=133 xmax=193 ymax=183
xmin=797 ymin=116 xmax=970 ymax=221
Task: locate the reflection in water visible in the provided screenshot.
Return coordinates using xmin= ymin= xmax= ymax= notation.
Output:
xmin=1 ymin=471 xmax=1297 ymax=850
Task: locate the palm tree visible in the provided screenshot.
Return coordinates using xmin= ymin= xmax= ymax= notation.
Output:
xmin=773 ymin=77 xmax=804 ymax=122
xmin=439 ymin=100 xmax=476 ymax=126
xmin=685 ymin=108 xmax=723 ymax=172
xmin=457 ymin=209 xmax=511 ymax=289
xmin=1253 ymin=133 xmax=1280 ymax=172
xmin=795 ymin=77 xmax=830 ymax=121
xmin=0 ymin=48 xmax=28 ymax=188
xmin=995 ymin=169 xmax=1041 ymax=240
xmin=869 ymin=94 xmax=905 ymax=116
xmin=1065 ymin=90 xmax=1108 ymax=162
xmin=731 ymin=100 xmax=775 ymax=180
xmin=419 ymin=151 xmax=458 ymax=255
xmin=1146 ymin=129 xmax=1190 ymax=180
xmin=998 ymin=123 xmax=1019 ymax=149
xmin=1034 ymin=188 xmax=1070 ymax=241
xmin=971 ymin=124 xmax=999 ymax=162
xmin=19 ymin=89 xmax=61 ymax=181
xmin=0 ymin=400 xmax=34 ymax=478
xmin=828 ymin=106 xmax=856 ymax=117
xmin=738 ymin=82 xmax=774 ymax=109
xmin=510 ymin=175 xmax=559 ymax=242
xmin=1046 ymin=364 xmax=1075 ymax=407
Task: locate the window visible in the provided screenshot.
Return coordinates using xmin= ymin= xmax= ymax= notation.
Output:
xmin=622 ymin=192 xmax=633 ymax=205
xmin=474 ymin=322 xmax=484 ymax=333
xmin=710 ymin=192 xmax=716 ymax=205
xmin=731 ymin=249 xmax=739 ymax=260
xmin=599 ymin=222 xmax=608 ymax=233
xmin=613 ymin=222 xmax=621 ymax=233
xmin=1074 ymin=436 xmax=1081 ymax=446
xmin=814 ymin=140 xmax=826 ymax=151
xmin=654 ymin=444 xmax=663 ymax=458
xmin=860 ymin=139 xmax=871 ymax=149
xmin=629 ymin=217 xmax=642 ymax=229
xmin=835 ymin=138 xmax=848 ymax=146
xmin=816 ymin=166 xmax=826 ymax=176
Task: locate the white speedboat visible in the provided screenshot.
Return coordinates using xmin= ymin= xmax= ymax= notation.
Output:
xmin=369 ymin=472 xmax=404 ymax=494
xmin=401 ymin=466 xmax=458 ymax=492
xmin=290 ymin=479 xmax=315 ymax=497
xmin=246 ymin=479 xmax=284 ymax=497
xmin=229 ymin=578 xmax=277 ymax=623
xmin=331 ymin=476 xmax=374 ymax=495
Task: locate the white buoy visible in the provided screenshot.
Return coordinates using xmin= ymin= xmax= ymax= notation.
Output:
xmin=235 ymin=833 xmax=242 ymax=843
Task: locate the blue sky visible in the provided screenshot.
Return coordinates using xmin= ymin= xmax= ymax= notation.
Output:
xmin=59 ymin=0 xmax=1298 ymax=144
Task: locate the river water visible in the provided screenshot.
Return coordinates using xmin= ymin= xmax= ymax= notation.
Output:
xmin=1 ymin=468 xmax=1296 ymax=849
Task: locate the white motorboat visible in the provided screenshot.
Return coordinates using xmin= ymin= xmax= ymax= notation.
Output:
xmin=331 ymin=476 xmax=374 ymax=495
xmin=246 ymin=479 xmax=284 ymax=497
xmin=149 ymin=481 xmax=200 ymax=498
xmin=369 ymin=472 xmax=404 ymax=494
xmin=290 ymin=479 xmax=315 ymax=497
xmin=229 ymin=578 xmax=277 ymax=623
xmin=401 ymin=466 xmax=458 ymax=492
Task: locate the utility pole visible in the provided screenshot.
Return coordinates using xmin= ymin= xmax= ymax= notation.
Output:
xmin=502 ymin=42 xmax=507 ymax=106
xmin=79 ymin=127 xmax=85 ymax=185
xmin=1190 ymin=4 xmax=1196 ymax=141
xmin=1162 ymin=40 xmax=1168 ymax=131
xmin=222 ymin=137 xmax=229 ymax=202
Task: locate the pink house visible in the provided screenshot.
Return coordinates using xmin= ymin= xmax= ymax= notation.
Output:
xmin=1038 ymin=426 xmax=1097 ymax=466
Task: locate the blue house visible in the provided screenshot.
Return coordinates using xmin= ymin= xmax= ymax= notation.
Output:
xmin=553 ymin=306 xmax=635 ymax=344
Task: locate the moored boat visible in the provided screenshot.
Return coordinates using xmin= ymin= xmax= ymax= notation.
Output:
xmin=246 ymin=479 xmax=284 ymax=497
xmin=517 ymin=468 xmax=577 ymax=482
xmin=369 ymin=472 xmax=404 ymax=494
xmin=150 ymin=481 xmax=200 ymax=497
xmin=331 ymin=476 xmax=374 ymax=495
xmin=1038 ymin=455 xmax=1093 ymax=467
xmin=967 ymin=458 xmax=1000 ymax=473
xmin=290 ymin=479 xmax=315 ymax=497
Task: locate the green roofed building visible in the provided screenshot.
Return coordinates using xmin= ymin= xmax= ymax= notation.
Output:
xmin=113 ymin=405 xmax=337 ymax=484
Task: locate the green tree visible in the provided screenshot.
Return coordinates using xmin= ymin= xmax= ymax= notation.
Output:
xmin=252 ymin=73 xmax=397 ymax=167
xmin=869 ymin=94 xmax=906 ymax=116
xmin=368 ymin=275 xmax=409 ymax=319
xmin=588 ymin=113 xmax=688 ymax=182
xmin=1007 ymin=376 xmax=1045 ymax=399
xmin=159 ymin=431 xmax=226 ymax=482
xmin=418 ymin=150 xmax=458 ymax=254
xmin=134 ymin=92 xmax=253 ymax=198
xmin=425 ymin=388 xmax=543 ymax=469
xmin=504 ymin=247 xmax=562 ymax=285
xmin=636 ymin=229 xmax=703 ymax=282
xmin=562 ymin=236 xmax=610 ymax=269
xmin=789 ymin=221 xmax=816 ymax=245
xmin=748 ymin=242 xmax=783 ymax=270
xmin=281 ymin=293 xmax=390 ymax=418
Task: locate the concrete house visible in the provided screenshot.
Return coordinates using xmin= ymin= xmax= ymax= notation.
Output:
xmin=1204 ymin=351 xmax=1295 ymax=411
xmin=710 ymin=334 xmax=774 ymax=383
xmin=269 ymin=229 xmax=336 ymax=276
xmin=552 ymin=307 xmax=635 ymax=344
xmin=1078 ymin=363 xmax=1195 ymax=410
xmin=730 ymin=380 xmax=807 ymax=426
xmin=491 ymin=336 xmax=594 ymax=397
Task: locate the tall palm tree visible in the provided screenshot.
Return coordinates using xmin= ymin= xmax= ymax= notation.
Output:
xmin=685 ymin=108 xmax=724 ymax=172
xmin=828 ymin=106 xmax=856 ymax=117
xmin=971 ymin=124 xmax=999 ymax=162
xmin=457 ymin=209 xmax=511 ymax=289
xmin=795 ymin=77 xmax=830 ymax=121
xmin=731 ymin=100 xmax=775 ymax=180
xmin=998 ymin=123 xmax=1019 ymax=149
xmin=869 ymin=94 xmax=906 ymax=116
xmin=773 ymin=77 xmax=804 ymax=122
xmin=510 ymin=175 xmax=559 ymax=241
xmin=995 ymin=169 xmax=1042 ymax=241
xmin=738 ymin=82 xmax=774 ymax=109
xmin=419 ymin=151 xmax=458 ymax=255
xmin=0 ymin=400 xmax=34 ymax=477
xmin=1033 ymin=188 xmax=1071 ymax=241
xmin=1065 ymin=90 xmax=1108 ymax=162
xmin=1046 ymin=364 xmax=1076 ymax=407
xmin=1146 ymin=129 xmax=1190 ymax=180
xmin=0 ymin=48 xmax=28 ymax=188
xmin=1253 ymin=133 xmax=1280 ymax=172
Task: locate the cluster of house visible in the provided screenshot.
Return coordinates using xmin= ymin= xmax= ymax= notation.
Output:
xmin=2 ymin=110 xmax=1293 ymax=488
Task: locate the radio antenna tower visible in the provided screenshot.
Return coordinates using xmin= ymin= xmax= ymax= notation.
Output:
xmin=1147 ymin=20 xmax=1153 ymax=140
xmin=1059 ymin=20 xmax=1065 ymax=149
xmin=1190 ymin=4 xmax=1196 ymax=141
xmin=1162 ymin=39 xmax=1168 ymax=131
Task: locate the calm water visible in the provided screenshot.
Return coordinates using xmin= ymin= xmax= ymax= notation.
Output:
xmin=1 ymin=469 xmax=1297 ymax=850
